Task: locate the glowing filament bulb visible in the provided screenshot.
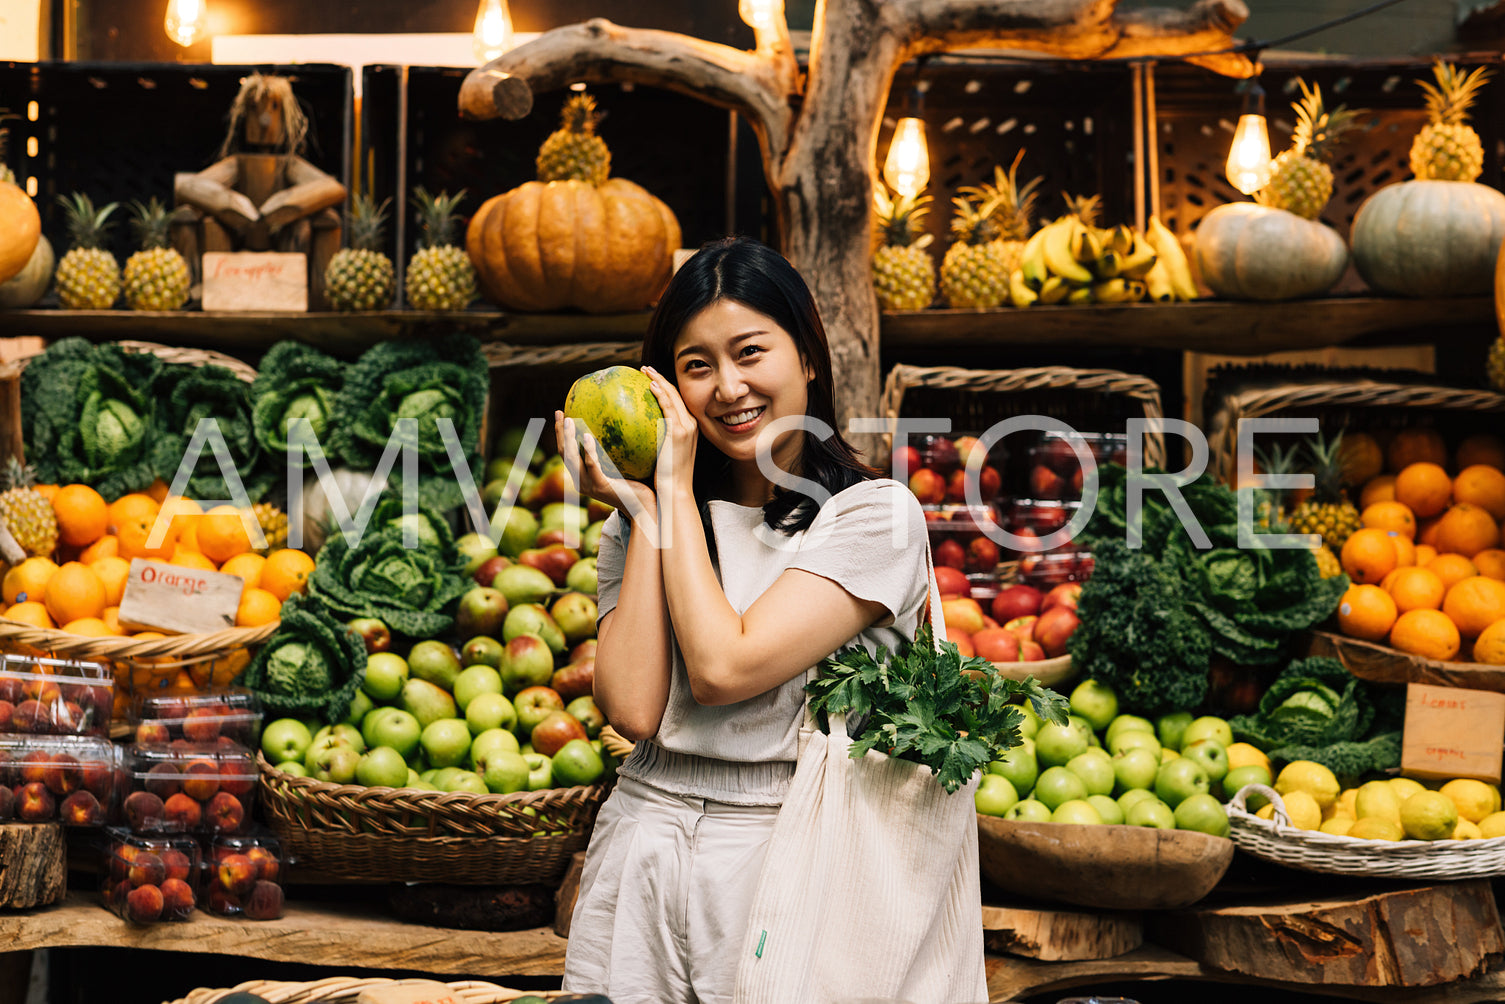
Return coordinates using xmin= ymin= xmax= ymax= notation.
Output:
xmin=473 ymin=0 xmax=514 ymax=63
xmin=164 ymin=0 xmax=208 ymax=47
xmin=883 ymin=117 xmax=930 ymax=198
xmin=1226 ymin=113 xmax=1273 ymax=195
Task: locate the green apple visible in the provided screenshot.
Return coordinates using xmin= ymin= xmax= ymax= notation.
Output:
xmin=1222 ymin=764 xmax=1273 ymax=804
xmin=1068 ymin=679 xmax=1119 ymax=733
xmin=1160 ymin=747 xmax=1180 ymax=763
xmin=492 ymin=506 xmax=541 ymax=560
xmin=1068 ymin=715 xmax=1101 ymax=748
xmin=1156 ymin=710 xmax=1195 ymax=751
xmin=1034 ymin=721 xmax=1089 ymax=768
xmin=311 ymin=723 xmax=365 ymax=752
xmin=1015 ymin=701 xmax=1042 ymax=740
xmin=1087 ymin=794 xmax=1124 ymax=825
xmin=419 ymin=768 xmax=441 ymax=784
xmin=275 ymin=760 xmax=309 ymax=777
xmin=406 ymin=769 xmax=422 ymax=787
xmin=1033 ymin=766 xmax=1089 ymax=811
xmin=1181 ymin=739 xmax=1230 ymax=786
xmin=524 ymin=752 xmax=554 ymax=790
xmin=1005 ymin=799 xmax=1052 ymax=822
xmin=461 ymin=635 xmax=506 ymax=670
xmin=400 ymin=678 xmax=458 ymax=728
xmin=466 ymin=692 xmax=518 ymax=737
xmin=552 ymin=738 xmax=606 ymax=787
xmin=478 ymin=749 xmax=531 ymax=794
xmin=1112 ymin=747 xmax=1161 ymax=795
xmin=1154 ymin=757 xmax=1211 ymax=809
xmin=440 ymin=769 xmax=490 ymax=795
xmin=1104 ymin=714 xmax=1156 ymax=746
xmin=1107 ymin=728 xmax=1162 ymax=759
xmin=362 ymin=652 xmax=410 ymax=702
xmin=470 ymin=727 xmax=522 ymax=767
xmin=409 ymin=640 xmax=463 ymax=692
xmin=1173 ymin=792 xmax=1231 ymax=837
xmin=974 ymin=774 xmax=1019 ymax=817
xmin=1127 ymin=798 xmax=1176 ymax=829
xmin=261 ymin=718 xmax=313 ymax=764
xmin=1117 ymin=787 xmax=1158 ymax=816
xmin=453 ymin=664 xmax=504 ymax=712
xmin=308 ymin=744 xmax=361 ymax=784
xmin=428 ymin=767 xmax=461 ymax=789
xmin=355 ymin=746 xmax=409 ymax=788
xmin=1051 ymin=799 xmax=1102 ymax=825
xmin=988 ymin=739 xmax=1037 ymax=795
xmin=364 ymin=707 xmax=422 ymax=761
xmin=343 ymin=689 xmax=375 ymax=727
xmin=420 ymin=718 xmax=473 ymax=769
xmin=1180 ymin=715 xmax=1234 ymax=751
xmin=566 ymin=695 xmax=606 ymax=739
xmin=1065 ymin=749 xmax=1115 ymax=797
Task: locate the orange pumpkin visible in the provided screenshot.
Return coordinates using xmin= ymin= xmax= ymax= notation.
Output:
xmin=0 ymin=180 xmax=41 ymax=285
xmin=467 ymin=178 xmax=680 ymax=314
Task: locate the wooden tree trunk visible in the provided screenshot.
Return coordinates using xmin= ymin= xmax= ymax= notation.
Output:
xmin=0 ymin=823 xmax=65 ymax=909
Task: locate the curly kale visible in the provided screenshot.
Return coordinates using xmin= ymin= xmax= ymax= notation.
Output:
xmin=308 ymin=524 xmax=468 ymax=638
xmin=241 ymin=593 xmax=367 ymax=723
xmin=251 ymin=341 xmax=346 ymax=470
xmin=149 ymin=363 xmax=273 ymax=503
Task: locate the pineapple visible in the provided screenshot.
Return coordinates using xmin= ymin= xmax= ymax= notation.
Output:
xmin=122 ymin=198 xmax=190 ymax=311
xmin=1288 ymin=431 xmax=1363 ymax=551
xmin=1410 ymin=61 xmax=1492 ymax=182
xmin=1059 ymin=192 xmax=1102 ymax=229
xmin=405 ymin=187 xmax=478 ymax=312
xmin=1489 ymin=336 xmax=1505 ymax=393
xmin=325 ymin=194 xmax=395 ymax=312
xmin=54 ymin=193 xmax=122 ymax=309
xmin=253 ymin=501 xmax=288 ymax=553
xmin=1251 ymin=440 xmax=1302 ymax=530
xmin=1255 ymin=80 xmax=1365 ymax=220
xmin=960 ymin=151 xmax=1043 ymax=276
xmin=871 ymin=187 xmax=935 ymax=311
xmin=536 ymin=93 xmax=610 ymax=186
xmin=940 ymin=196 xmax=1009 ymax=309
xmin=1313 ymin=545 xmax=1343 ymax=579
xmin=0 ymin=458 xmax=57 ymax=558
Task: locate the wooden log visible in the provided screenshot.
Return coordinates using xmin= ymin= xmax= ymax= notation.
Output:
xmin=553 ymin=850 xmax=587 ymax=939
xmin=1148 ymin=881 xmax=1505 ymax=988
xmin=0 ymin=823 xmax=65 ymax=909
xmin=981 ymin=902 xmax=1142 ymax=961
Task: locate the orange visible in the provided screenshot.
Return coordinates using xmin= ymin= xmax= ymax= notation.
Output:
xmin=1394 ymin=463 xmax=1453 ymax=519
xmin=52 ymin=484 xmax=108 ymax=548
xmin=1388 ymin=532 xmax=1416 ymax=568
xmin=1433 ymin=503 xmax=1501 ymax=558
xmin=115 ymin=510 xmax=176 ymax=561
xmin=1380 ymin=568 xmax=1401 ymax=591
xmin=1415 ymin=544 xmax=1439 ymax=566
xmin=1389 ymin=608 xmax=1462 ymax=661
xmin=61 ymin=617 xmax=112 ymax=637
xmin=43 ymin=561 xmax=106 ymax=626
xmin=33 ymin=484 xmax=58 ymax=502
xmin=1388 ymin=428 xmax=1449 ymax=473
xmin=1473 ymin=619 xmax=1505 ymax=665
xmin=88 ymin=556 xmax=131 ymax=607
xmin=1339 ymin=433 xmax=1384 ymax=487
xmin=1443 ymin=576 xmax=1505 ymax=637
xmin=79 ymin=535 xmax=119 ymax=563
xmin=1360 ymin=475 xmax=1397 ymax=507
xmin=1418 ymin=515 xmax=1443 ymax=548
xmin=235 ymin=587 xmax=282 ymax=627
xmin=1474 ymin=549 xmax=1505 ymax=581
xmin=177 ymin=519 xmax=201 ymax=554
xmin=261 ymin=549 xmax=315 ymax=602
xmin=219 ymin=552 xmax=266 ymax=589
xmin=198 ymin=505 xmax=254 ymax=564
xmin=169 ymin=548 xmax=217 ymax=572
xmin=1427 ymin=552 xmax=1479 ymax=591
xmin=99 ymin=606 xmax=124 ymax=635
xmin=1454 ymin=465 xmax=1505 ymax=520
xmin=1361 ymin=501 xmax=1416 ymax=539
xmin=2 ymin=556 xmax=57 ymax=605
xmin=1457 ymin=433 xmax=1505 ymax=472
xmin=1386 ymin=566 xmax=1446 ymax=613
xmin=1341 ymin=527 xmax=1399 ymax=585
xmin=159 ymin=496 xmax=203 ymax=544
xmin=1338 ymin=584 xmax=1398 ymax=641
xmin=145 ymin=479 xmax=171 ymax=504
xmin=2 ymin=601 xmax=53 ymax=629
xmin=106 ymin=493 xmax=159 ymax=533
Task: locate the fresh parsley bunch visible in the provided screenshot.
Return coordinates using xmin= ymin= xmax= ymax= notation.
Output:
xmin=806 ymin=625 xmax=1070 ymax=794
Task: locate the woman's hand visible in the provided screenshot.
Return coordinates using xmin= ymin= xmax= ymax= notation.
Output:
xmin=554 ymin=412 xmax=657 ymax=530
xmin=643 ymin=365 xmax=699 ymax=497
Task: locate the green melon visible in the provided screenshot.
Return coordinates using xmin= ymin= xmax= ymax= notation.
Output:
xmin=563 ymin=365 xmax=666 ymax=481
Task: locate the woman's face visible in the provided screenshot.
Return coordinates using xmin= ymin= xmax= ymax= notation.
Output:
xmin=671 ymin=299 xmax=813 ymax=468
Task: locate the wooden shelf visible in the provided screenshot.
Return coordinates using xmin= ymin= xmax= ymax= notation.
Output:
xmin=880 ymin=296 xmax=1497 ymax=356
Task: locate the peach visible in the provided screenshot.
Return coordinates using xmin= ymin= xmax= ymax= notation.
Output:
xmin=245 ymin=846 xmax=280 ymax=883
xmin=15 ymin=781 xmax=53 ymax=822
xmin=180 ymin=759 xmax=220 ymax=801
xmin=59 ymin=789 xmax=104 ymax=826
xmin=142 ymin=763 xmax=181 ymax=799
xmin=161 ymin=848 xmax=194 ymax=883
xmin=125 ymin=883 xmax=164 ymax=924
xmin=134 ymin=722 xmax=171 ymax=745
xmin=128 ymin=851 xmax=166 ymax=888
xmin=122 ymin=790 xmax=166 ymax=832
xmin=206 ymin=791 xmax=245 ymax=833
xmin=243 ymin=880 xmax=284 ymax=921
xmin=940 ymin=598 xmax=986 ymax=637
xmin=160 ymin=877 xmax=195 ymax=919
xmin=162 ymin=792 xmax=202 ymax=830
xmin=217 ymin=852 xmax=257 ymax=896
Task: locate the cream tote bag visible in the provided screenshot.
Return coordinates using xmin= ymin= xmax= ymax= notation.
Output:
xmin=732 ymin=553 xmax=988 ymax=1004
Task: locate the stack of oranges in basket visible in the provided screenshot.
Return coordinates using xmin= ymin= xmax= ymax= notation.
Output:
xmin=1335 ymin=430 xmax=1505 ymax=664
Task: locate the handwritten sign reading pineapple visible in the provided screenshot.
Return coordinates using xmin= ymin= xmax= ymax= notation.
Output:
xmin=118 ymin=559 xmax=245 ymax=636
xmin=1401 ymin=683 xmax=1505 ymax=784
xmin=202 ymin=251 xmax=307 ymax=312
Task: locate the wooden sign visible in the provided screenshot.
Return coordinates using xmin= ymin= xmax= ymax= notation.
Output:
xmin=1401 ymin=683 xmax=1505 ymax=784
xmin=201 ymin=251 xmax=307 ymax=312
xmin=117 ymin=559 xmax=244 ymax=636
xmin=355 ymin=981 xmax=460 ymax=1004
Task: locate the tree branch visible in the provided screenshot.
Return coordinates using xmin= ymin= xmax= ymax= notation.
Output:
xmin=458 ymin=18 xmax=797 ymax=170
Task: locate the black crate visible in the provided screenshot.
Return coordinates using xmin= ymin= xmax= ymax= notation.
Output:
xmin=0 ymin=60 xmax=353 ymax=264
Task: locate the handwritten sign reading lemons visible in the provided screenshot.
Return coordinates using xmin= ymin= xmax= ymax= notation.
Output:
xmin=118 ymin=559 xmax=243 ymax=635
xmin=1401 ymin=683 xmax=1505 ymax=784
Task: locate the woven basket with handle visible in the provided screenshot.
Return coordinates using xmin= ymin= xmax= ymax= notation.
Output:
xmin=166 ymin=976 xmax=569 ymax=1004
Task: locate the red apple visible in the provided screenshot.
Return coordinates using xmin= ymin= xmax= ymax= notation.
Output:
xmin=891 ymin=445 xmax=921 ymax=478
xmin=972 ymin=628 xmax=1020 ymax=663
xmin=951 ymin=632 xmax=974 ymax=658
xmin=979 ymin=614 xmax=1000 ymax=630
xmin=941 ymin=598 xmax=986 ymax=636
xmin=1002 ymin=615 xmax=1038 ymax=643
xmin=991 ymin=585 xmax=1043 ymax=622
xmin=1019 ymin=640 xmax=1046 ymax=661
xmin=908 ymin=468 xmax=946 ymax=505
xmin=1033 ymin=605 xmax=1080 ymax=658
xmin=933 ymin=565 xmax=971 ymax=600
xmin=1041 ymin=582 xmax=1083 ymax=614
xmin=933 ymin=538 xmax=966 ymax=570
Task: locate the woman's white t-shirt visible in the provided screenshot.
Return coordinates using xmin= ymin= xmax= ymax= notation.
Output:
xmin=594 ymin=477 xmax=930 ymax=806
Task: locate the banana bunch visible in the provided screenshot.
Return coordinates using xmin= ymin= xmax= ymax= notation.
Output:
xmin=1008 ymin=214 xmax=1198 ymax=307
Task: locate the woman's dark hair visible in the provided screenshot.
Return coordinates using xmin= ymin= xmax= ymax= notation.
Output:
xmin=642 ymin=236 xmax=879 ymax=535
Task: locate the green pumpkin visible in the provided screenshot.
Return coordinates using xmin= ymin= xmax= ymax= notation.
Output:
xmin=1351 ymin=180 xmax=1505 ymax=298
xmin=1192 ymin=203 xmax=1348 ymax=301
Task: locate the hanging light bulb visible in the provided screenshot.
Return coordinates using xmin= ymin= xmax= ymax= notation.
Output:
xmin=739 ymin=0 xmax=785 ymax=30
xmin=164 ymin=0 xmax=208 ymax=47
xmin=473 ymin=0 xmax=514 ymax=63
xmin=883 ymin=89 xmax=930 ymax=199
xmin=1225 ymin=78 xmax=1273 ymax=195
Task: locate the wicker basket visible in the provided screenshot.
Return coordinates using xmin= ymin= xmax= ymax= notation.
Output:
xmin=1227 ymin=783 xmax=1505 ymax=879
xmin=258 ymin=755 xmax=610 ymax=884
xmin=167 ymin=977 xmax=567 ymax=1004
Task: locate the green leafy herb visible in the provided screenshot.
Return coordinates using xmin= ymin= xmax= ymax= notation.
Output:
xmin=807 ymin=625 xmax=1069 ymax=793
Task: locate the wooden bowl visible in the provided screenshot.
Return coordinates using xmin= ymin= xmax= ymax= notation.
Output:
xmin=977 ymin=815 xmax=1234 ymax=911
xmin=991 ymin=654 xmax=1076 ymax=688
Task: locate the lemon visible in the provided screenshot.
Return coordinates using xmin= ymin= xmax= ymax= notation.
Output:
xmin=1337 ymin=788 xmax=1359 ymax=818
xmin=1400 ymin=791 xmax=1458 ymax=840
xmin=1275 ymin=760 xmax=1340 ymax=811
xmin=1319 ymin=817 xmax=1355 ymax=836
xmin=1440 ymin=779 xmax=1499 ymax=824
xmin=1354 ymin=780 xmax=1401 ymax=823
xmin=1389 ymin=777 xmax=1427 ymax=802
xmin=1226 ymin=743 xmax=1270 ymax=772
xmin=1279 ymin=789 xmax=1323 ymax=830
xmin=1348 ymin=816 xmax=1404 ymax=841
xmin=1454 ymin=819 xmax=1484 ymax=840
xmin=1479 ymin=810 xmax=1505 ymax=839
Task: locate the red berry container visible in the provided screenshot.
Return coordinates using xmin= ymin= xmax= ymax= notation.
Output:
xmin=100 ymin=825 xmax=201 ymax=924
xmin=999 ymin=498 xmax=1089 ymax=555
xmin=0 ymin=654 xmax=114 ymax=737
xmin=1025 ymin=431 xmax=1128 ymax=501
xmin=129 ymin=687 xmax=263 ymax=751
xmin=203 ymin=828 xmax=285 ymax=920
xmin=925 ymin=504 xmax=1008 ymax=576
xmin=0 ymin=734 xmax=116 ymax=825
xmin=120 ymin=741 xmax=257 ymax=836
xmin=1016 ymin=550 xmax=1096 ymax=589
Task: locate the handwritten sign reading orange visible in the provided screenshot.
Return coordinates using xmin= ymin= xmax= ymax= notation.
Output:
xmin=201 ymin=251 xmax=307 ymax=311
xmin=1401 ymin=683 xmax=1505 ymax=784
xmin=118 ymin=559 xmax=244 ymax=635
